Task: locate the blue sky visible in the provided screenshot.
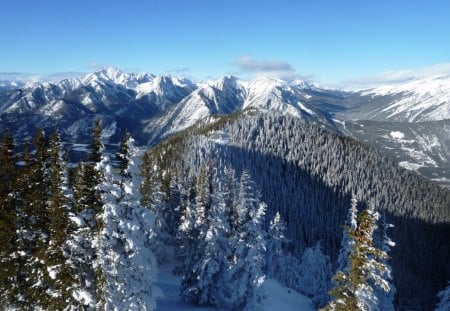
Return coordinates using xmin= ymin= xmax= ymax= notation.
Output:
xmin=1 ymin=0 xmax=449 ymax=85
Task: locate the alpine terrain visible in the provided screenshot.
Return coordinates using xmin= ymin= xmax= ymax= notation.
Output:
xmin=0 ymin=67 xmax=449 ymax=310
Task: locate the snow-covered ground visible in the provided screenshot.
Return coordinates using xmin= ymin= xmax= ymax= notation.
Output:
xmin=155 ymin=263 xmax=315 ymax=311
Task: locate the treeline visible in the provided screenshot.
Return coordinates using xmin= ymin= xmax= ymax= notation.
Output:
xmin=0 ymin=122 xmax=157 ymax=310
xmin=144 ymin=111 xmax=450 ymax=310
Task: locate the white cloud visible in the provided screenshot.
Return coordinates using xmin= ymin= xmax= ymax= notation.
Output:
xmin=0 ymin=71 xmax=84 ymax=83
xmin=233 ymin=55 xmax=306 ymax=81
xmin=341 ymin=63 xmax=450 ymax=90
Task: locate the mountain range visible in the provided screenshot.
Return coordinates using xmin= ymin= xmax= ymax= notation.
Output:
xmin=1 ymin=67 xmax=449 ymax=310
xmin=1 ymin=67 xmax=449 ymax=187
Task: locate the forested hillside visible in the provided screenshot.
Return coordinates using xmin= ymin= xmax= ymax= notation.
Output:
xmin=0 ymin=124 xmax=158 ymax=310
xmin=1 ymin=111 xmax=449 ymax=310
xmin=141 ymin=110 xmax=450 ymax=310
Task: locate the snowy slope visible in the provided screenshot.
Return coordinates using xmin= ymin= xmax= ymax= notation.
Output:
xmin=141 ymin=76 xmax=333 ymax=143
xmin=346 ymin=75 xmax=450 ymax=122
xmin=2 ymin=67 xmax=450 ymax=187
xmin=136 ymin=75 xmax=196 ymax=111
xmin=340 ymin=119 xmax=450 ymax=188
xmin=155 ymin=263 xmax=314 ymax=311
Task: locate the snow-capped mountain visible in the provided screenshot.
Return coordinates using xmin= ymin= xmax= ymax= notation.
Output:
xmin=136 ymin=75 xmax=196 ymax=111
xmin=82 ymin=67 xmax=153 ymax=90
xmin=342 ymin=75 xmax=450 ymax=122
xmin=0 ymin=67 xmax=197 ymax=143
xmin=1 ymin=67 xmax=450 ymax=187
xmin=142 ymin=76 xmax=332 ymax=142
xmin=0 ymin=79 xmax=27 ymax=90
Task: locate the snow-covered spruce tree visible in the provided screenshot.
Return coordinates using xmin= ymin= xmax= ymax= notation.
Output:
xmin=0 ymin=131 xmax=19 ymax=306
xmin=150 ymin=175 xmax=179 ymax=263
xmin=68 ymin=120 xmax=106 ymax=308
xmin=323 ymin=204 xmax=393 ymax=311
xmin=265 ymin=211 xmax=290 ymax=279
xmin=435 ymin=281 xmax=450 ymax=311
xmin=18 ymin=129 xmax=53 ymax=307
xmin=180 ymin=164 xmax=232 ymax=307
xmin=97 ymin=130 xmax=158 ymax=310
xmin=180 ymin=164 xmax=213 ymax=303
xmin=337 ymin=194 xmax=358 ymax=272
xmin=12 ymin=139 xmax=32 ymax=308
xmin=372 ymin=213 xmax=396 ymax=311
xmin=42 ymin=131 xmax=77 ymax=308
xmin=297 ymin=243 xmax=332 ymax=307
xmin=176 ymin=175 xmax=197 ymax=265
xmin=223 ymin=170 xmax=267 ymax=310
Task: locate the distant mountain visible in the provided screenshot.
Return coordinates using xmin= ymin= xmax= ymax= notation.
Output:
xmin=142 ymin=76 xmax=331 ymax=143
xmin=0 ymin=67 xmax=197 ymax=144
xmin=0 ymin=79 xmax=27 ymax=90
xmin=1 ymin=67 xmax=450 ymax=187
xmin=341 ymin=75 xmax=450 ymax=122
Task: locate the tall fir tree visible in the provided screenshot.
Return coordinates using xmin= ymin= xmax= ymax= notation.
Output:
xmin=98 ymin=131 xmax=158 ymax=309
xmin=180 ymin=164 xmax=232 ymax=307
xmin=297 ymin=243 xmax=332 ymax=307
xmin=180 ymin=164 xmax=213 ymax=303
xmin=323 ymin=204 xmax=393 ymax=311
xmin=44 ymin=131 xmax=77 ymax=308
xmin=68 ymin=120 xmax=106 ymax=308
xmin=0 ymin=131 xmax=18 ymax=305
xmin=22 ymin=129 xmax=53 ymax=307
xmin=266 ymin=212 xmax=290 ymax=279
xmin=223 ymin=170 xmax=267 ymax=310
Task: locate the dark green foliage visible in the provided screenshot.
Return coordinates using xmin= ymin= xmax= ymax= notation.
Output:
xmin=0 ymin=124 xmax=108 ymax=308
xmin=89 ymin=119 xmax=103 ymax=164
xmin=117 ymin=129 xmax=132 ymax=178
xmin=324 ymin=206 xmax=390 ymax=310
xmin=0 ymin=131 xmax=18 ymax=304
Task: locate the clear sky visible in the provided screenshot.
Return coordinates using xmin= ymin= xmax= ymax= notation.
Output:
xmin=1 ymin=0 xmax=449 ymax=85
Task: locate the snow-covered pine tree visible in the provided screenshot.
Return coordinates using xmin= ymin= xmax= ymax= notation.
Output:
xmin=435 ymin=281 xmax=450 ymax=311
xmin=43 ymin=131 xmax=77 ymax=308
xmin=176 ymin=175 xmax=197 ymax=264
xmin=0 ymin=131 xmax=18 ymax=306
xmin=19 ymin=129 xmax=53 ymax=307
xmin=223 ymin=170 xmax=267 ymax=310
xmin=297 ymin=243 xmax=332 ymax=307
xmin=372 ymin=213 xmax=396 ymax=311
xmin=181 ymin=164 xmax=232 ymax=307
xmin=68 ymin=120 xmax=106 ymax=308
xmin=323 ymin=203 xmax=393 ymax=311
xmin=98 ymin=130 xmax=158 ymax=310
xmin=337 ymin=194 xmax=358 ymax=272
xmin=180 ymin=164 xmax=213 ymax=303
xmin=266 ymin=211 xmax=290 ymax=279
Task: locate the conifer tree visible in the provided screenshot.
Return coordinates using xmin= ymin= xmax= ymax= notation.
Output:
xmin=223 ymin=170 xmax=267 ymax=310
xmin=266 ymin=212 xmax=290 ymax=279
xmin=96 ymin=132 xmax=158 ymax=309
xmin=22 ymin=129 xmax=53 ymax=307
xmin=297 ymin=243 xmax=332 ymax=307
xmin=180 ymin=165 xmax=231 ymax=307
xmin=337 ymin=194 xmax=358 ymax=272
xmin=180 ymin=164 xmax=213 ymax=303
xmin=68 ymin=120 xmax=106 ymax=308
xmin=44 ymin=131 xmax=77 ymax=308
xmin=0 ymin=131 xmax=18 ymax=305
xmin=323 ymin=204 xmax=393 ymax=311
xmin=176 ymin=176 xmax=197 ymax=264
